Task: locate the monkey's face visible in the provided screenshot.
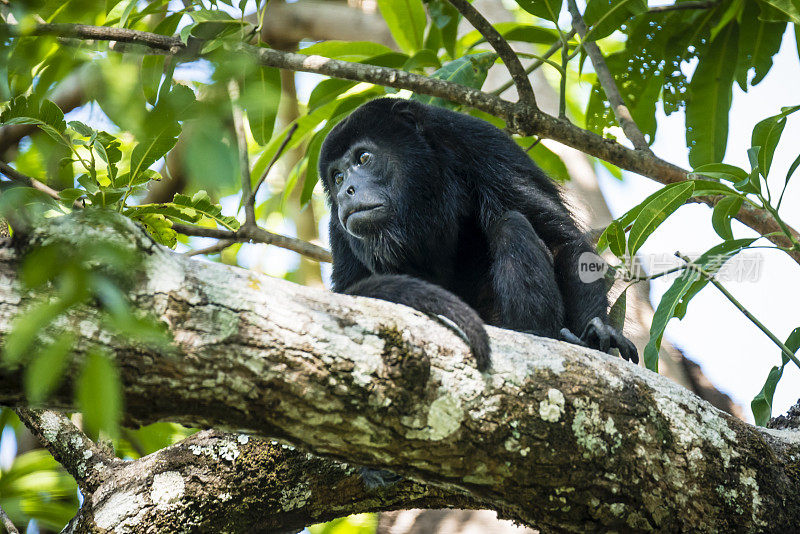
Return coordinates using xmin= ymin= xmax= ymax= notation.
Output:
xmin=321 ymin=141 xmax=394 ymax=238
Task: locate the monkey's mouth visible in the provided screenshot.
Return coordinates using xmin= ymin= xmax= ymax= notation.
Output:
xmin=343 ymin=204 xmax=384 ymax=225
xmin=342 ymin=204 xmax=386 ymax=235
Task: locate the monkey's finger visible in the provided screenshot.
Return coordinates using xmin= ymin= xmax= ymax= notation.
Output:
xmin=583 ymin=317 xmax=611 ymax=353
xmin=559 ymin=328 xmax=587 ymax=347
xmin=612 ymin=330 xmax=639 ymax=364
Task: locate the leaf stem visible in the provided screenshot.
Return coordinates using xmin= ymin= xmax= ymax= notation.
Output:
xmin=676 ymin=252 xmax=800 ymax=369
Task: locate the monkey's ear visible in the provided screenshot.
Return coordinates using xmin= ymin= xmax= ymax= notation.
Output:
xmin=391 ymin=99 xmax=423 ymax=131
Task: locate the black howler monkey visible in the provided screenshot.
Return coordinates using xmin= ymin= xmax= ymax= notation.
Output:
xmin=319 ymin=98 xmax=637 ymax=370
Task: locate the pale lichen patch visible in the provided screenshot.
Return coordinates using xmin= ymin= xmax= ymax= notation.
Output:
xmin=150 ymin=471 xmax=185 ymax=508
xmin=539 ymin=388 xmax=565 ymax=422
xmin=571 ymin=398 xmax=620 ymax=458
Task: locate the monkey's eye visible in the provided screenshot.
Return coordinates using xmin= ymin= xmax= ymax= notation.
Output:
xmin=357 ymin=151 xmax=372 ymax=165
xmin=333 ymin=171 xmax=344 ymax=185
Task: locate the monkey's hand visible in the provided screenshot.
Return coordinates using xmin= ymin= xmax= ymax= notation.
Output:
xmin=345 ymin=274 xmax=491 ymax=371
xmin=560 ymin=317 xmax=638 ymax=363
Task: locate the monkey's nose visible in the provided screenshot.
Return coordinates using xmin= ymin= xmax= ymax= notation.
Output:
xmin=346 ymin=185 xmax=355 ymax=196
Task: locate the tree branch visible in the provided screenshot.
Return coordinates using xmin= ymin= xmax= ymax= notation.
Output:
xmin=447 ymin=0 xmax=536 ymax=108
xmin=1 ymin=213 xmax=799 ymax=532
xmin=3 ymin=22 xmax=799 ymax=264
xmin=566 ymin=0 xmax=651 ymax=151
xmin=14 ymin=408 xmax=116 ymax=494
xmin=0 ymin=160 xmax=62 ymax=201
xmin=172 ymin=222 xmax=332 ymax=262
xmin=227 ymin=80 xmax=257 ymax=227
xmin=61 ymin=429 xmax=479 ymax=532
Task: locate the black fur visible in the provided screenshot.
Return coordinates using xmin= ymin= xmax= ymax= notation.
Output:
xmin=319 ymin=98 xmax=638 ymax=369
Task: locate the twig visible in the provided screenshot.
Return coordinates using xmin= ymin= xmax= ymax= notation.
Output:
xmin=172 ymin=222 xmax=332 ymax=262
xmin=227 ymin=80 xmax=257 ymax=227
xmin=648 ymin=1 xmax=719 ymax=13
xmin=0 ymin=160 xmax=62 ymax=201
xmin=492 ymin=28 xmax=578 ymax=97
xmin=566 ymin=0 xmax=651 ymax=152
xmin=248 ymin=122 xmax=298 ymax=208
xmin=4 ymin=22 xmax=799 ymax=265
xmin=676 ymin=253 xmax=800 ymax=369
xmin=185 ymin=238 xmax=236 ymax=257
xmin=0 ymin=505 xmax=19 ymax=534
xmin=446 ymin=0 xmax=536 ymax=108
xmin=15 ymin=408 xmax=116 ymax=494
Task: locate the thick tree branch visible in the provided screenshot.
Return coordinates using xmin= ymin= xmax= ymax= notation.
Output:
xmin=58 ymin=429 xmax=479 ymax=532
xmin=447 ymin=0 xmax=536 ymax=107
xmin=1 ymin=213 xmax=799 ymax=532
xmin=4 ymin=22 xmax=797 ymax=265
xmin=566 ymin=0 xmax=651 ymax=151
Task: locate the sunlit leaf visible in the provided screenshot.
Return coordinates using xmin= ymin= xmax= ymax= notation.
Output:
xmin=628 ymin=182 xmax=694 ymax=255
xmin=377 ymin=0 xmax=427 ymax=53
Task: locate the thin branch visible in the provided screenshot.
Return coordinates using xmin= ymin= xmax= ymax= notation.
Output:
xmin=446 ymin=0 xmax=537 ymax=108
xmin=172 ymin=222 xmax=333 ymax=262
xmin=0 ymin=505 xmax=19 ymax=534
xmin=566 ymin=0 xmax=651 ymax=152
xmin=649 ymin=0 xmax=719 ymax=13
xmin=185 ymin=238 xmax=236 ymax=257
xmin=227 ymin=80 xmax=257 ymax=227
xmin=0 ymin=160 xmax=62 ymax=201
xmin=248 ymin=122 xmax=298 ymax=208
xmin=3 ymin=22 xmax=799 ymax=265
xmin=676 ymin=252 xmax=800 ymax=369
xmin=15 ymin=408 xmax=116 ymax=494
xmin=492 ymin=29 xmax=578 ymax=97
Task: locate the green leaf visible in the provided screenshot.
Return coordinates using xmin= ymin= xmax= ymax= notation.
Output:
xmin=583 ymin=0 xmax=648 ymax=41
xmin=758 ymin=0 xmax=800 ymax=23
xmin=301 ymin=41 xmax=397 ymax=61
xmin=644 ymin=269 xmax=701 ymax=371
xmin=608 ymin=290 xmax=627 ymax=332
xmin=2 ymin=301 xmax=65 ymax=367
xmin=711 ymin=196 xmax=742 ymax=240
xmin=243 ymin=67 xmax=281 ymax=146
xmin=751 ymin=365 xmax=784 ymax=426
xmin=131 ymin=213 xmax=177 ymax=248
xmin=645 ymin=238 xmax=757 ymax=370
xmin=751 ymin=105 xmax=800 ymax=177
xmin=516 ymin=0 xmax=563 ymax=24
xmin=68 ymin=120 xmax=93 ymax=137
xmin=735 ymin=2 xmax=785 ymax=88
xmin=691 ymin=162 xmax=749 ymax=182
xmin=77 ymin=350 xmax=122 ymax=440
xmin=0 ymin=96 xmax=67 ymax=144
xmin=141 ymin=55 xmax=165 ymax=106
xmin=404 ymin=49 xmax=442 ymax=71
xmin=128 ymin=191 xmax=240 ymax=231
xmin=606 ymin=221 xmax=626 ymax=257
xmin=411 ymin=52 xmax=497 ymax=108
xmin=686 ymin=23 xmax=739 ymax=167
xmin=527 ymin=143 xmax=570 ymax=183
xmin=308 ymin=79 xmax=358 ymax=112
xmin=129 ymin=122 xmax=181 ymax=184
xmin=628 ymin=182 xmax=695 ymax=255
xmin=377 ymin=0 xmax=427 ymax=54
xmin=25 ymin=334 xmax=73 ymax=405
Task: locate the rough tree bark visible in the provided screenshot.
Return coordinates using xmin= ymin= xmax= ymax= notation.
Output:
xmin=1 ymin=213 xmax=799 ymax=533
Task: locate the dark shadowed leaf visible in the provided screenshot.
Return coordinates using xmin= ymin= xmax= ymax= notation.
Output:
xmin=77 ymin=350 xmax=122 ymax=440
xmin=686 ymin=23 xmax=739 ymax=167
